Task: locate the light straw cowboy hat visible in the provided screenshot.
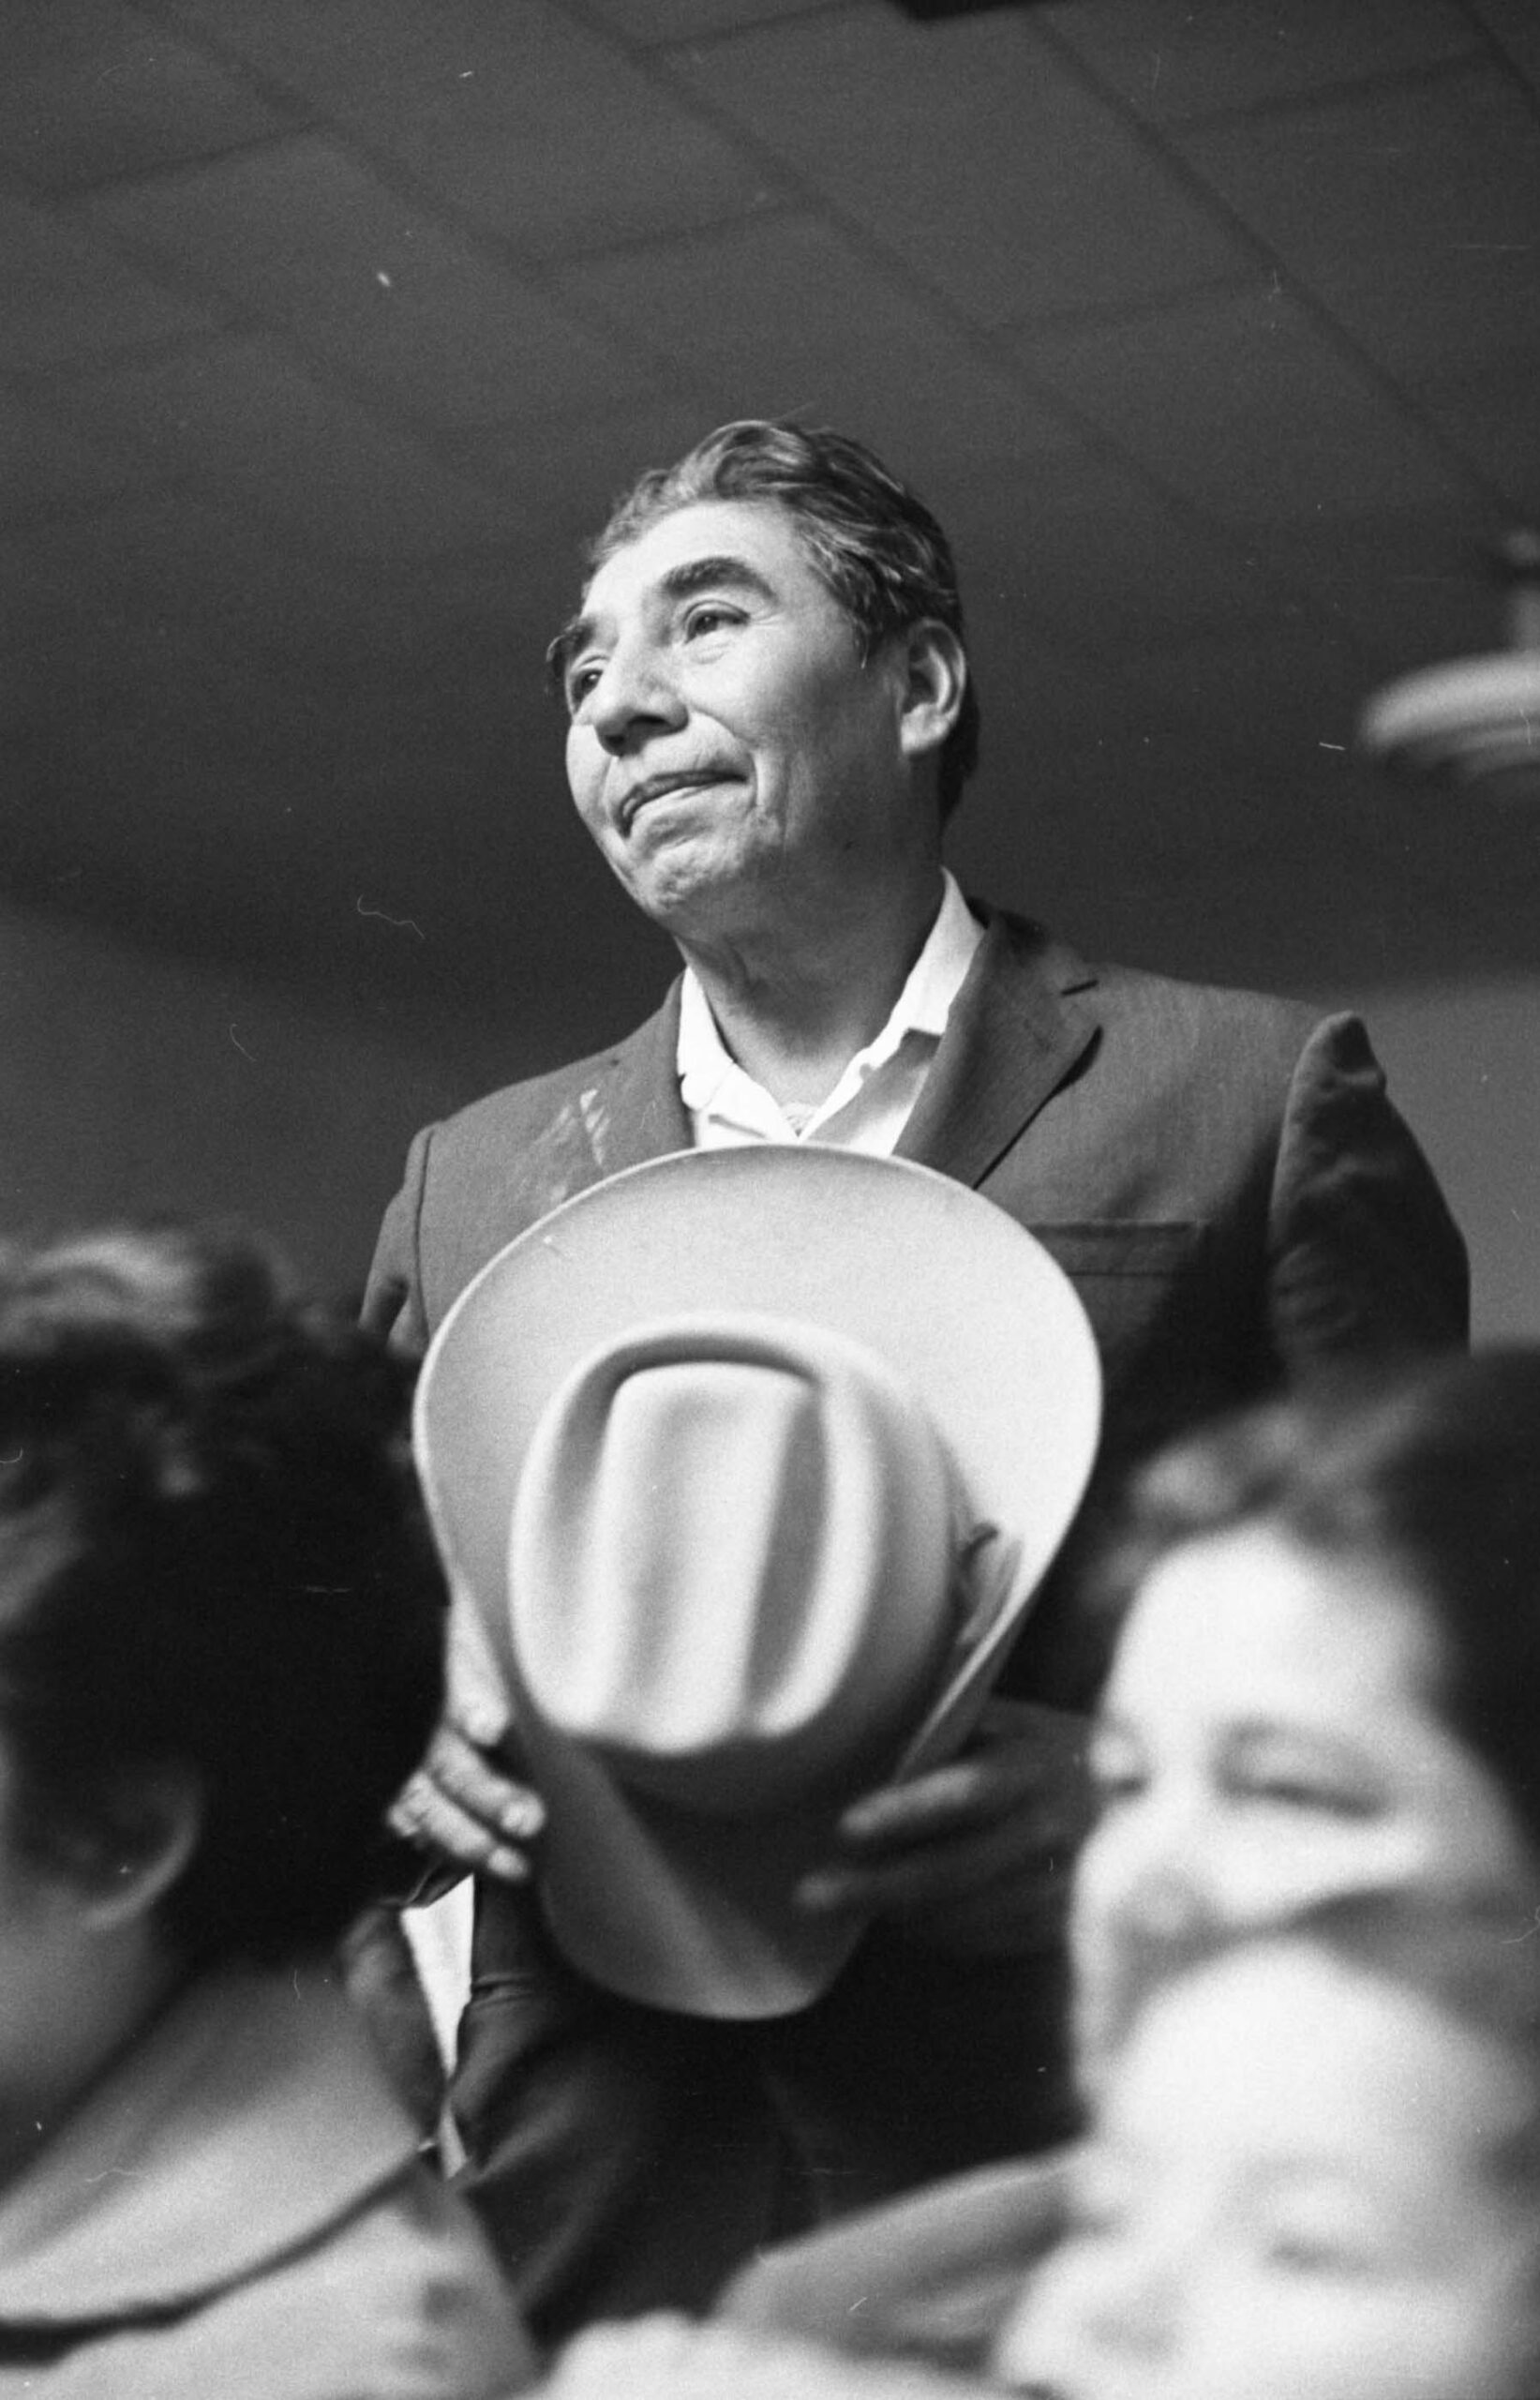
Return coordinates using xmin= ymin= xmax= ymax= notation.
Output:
xmin=414 ymin=1148 xmax=1100 ymax=2018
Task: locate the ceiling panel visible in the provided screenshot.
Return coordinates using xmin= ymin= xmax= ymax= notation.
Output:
xmin=80 ymin=135 xmax=651 ymax=428
xmin=41 ymin=335 xmax=528 ymax=554
xmin=0 ymin=488 xmax=385 ymax=656
xmin=934 ymin=444 xmax=1287 ymax=656
xmin=154 ymin=0 xmax=781 ymax=258
xmin=1 ymin=192 xmax=217 ymax=376
xmin=560 ymin=214 xmax=1076 ymax=463
xmin=0 ymin=0 xmax=295 ymax=188
xmin=1179 ymin=60 xmax=1540 ymax=427
xmin=1465 ymin=0 xmax=1540 ymax=88
xmin=1039 ymin=0 xmax=1479 ymax=123
xmin=671 ymin=5 xmax=1249 ymax=326
xmin=588 ymin=0 xmax=845 ymax=39
xmin=1015 ymin=281 xmax=1480 ymax=527
xmin=0 ymin=393 xmax=139 ymax=526
xmin=445 ymin=392 xmax=754 ymax=537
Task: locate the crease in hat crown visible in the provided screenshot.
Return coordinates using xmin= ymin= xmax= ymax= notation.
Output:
xmin=511 ymin=1315 xmax=964 ymax=1819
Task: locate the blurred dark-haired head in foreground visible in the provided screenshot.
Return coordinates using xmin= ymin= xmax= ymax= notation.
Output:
xmin=0 ymin=1223 xmax=531 ymax=2397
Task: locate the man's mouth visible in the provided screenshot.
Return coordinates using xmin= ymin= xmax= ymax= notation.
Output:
xmin=619 ymin=772 xmax=730 ymax=832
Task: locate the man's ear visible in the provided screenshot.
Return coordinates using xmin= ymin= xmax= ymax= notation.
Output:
xmin=896 ymin=621 xmax=967 ymax=761
xmin=67 ymin=1764 xmax=203 ymax=1934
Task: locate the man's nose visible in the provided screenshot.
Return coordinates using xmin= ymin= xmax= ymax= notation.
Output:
xmin=587 ymin=642 xmax=684 ymax=753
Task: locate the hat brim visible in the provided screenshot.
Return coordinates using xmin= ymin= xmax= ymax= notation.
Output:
xmin=416 ymin=1148 xmax=1101 ymax=2017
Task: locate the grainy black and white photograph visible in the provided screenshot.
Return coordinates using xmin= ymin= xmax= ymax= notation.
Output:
xmin=2 ymin=4 xmax=1539 ymax=2395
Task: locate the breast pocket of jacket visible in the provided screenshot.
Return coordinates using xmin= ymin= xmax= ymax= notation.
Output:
xmin=1027 ymin=1221 xmax=1211 ymax=1393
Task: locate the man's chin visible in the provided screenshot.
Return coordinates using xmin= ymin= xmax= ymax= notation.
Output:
xmin=614 ymin=825 xmax=748 ymax=910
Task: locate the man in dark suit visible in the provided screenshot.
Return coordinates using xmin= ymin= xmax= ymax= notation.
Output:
xmin=365 ymin=420 xmax=1465 ymax=2338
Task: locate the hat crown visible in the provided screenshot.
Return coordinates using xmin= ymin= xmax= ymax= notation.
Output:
xmin=511 ymin=1320 xmax=957 ymax=1815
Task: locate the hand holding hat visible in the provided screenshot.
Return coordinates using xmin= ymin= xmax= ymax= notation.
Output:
xmin=388 ymin=1708 xmax=544 ymax=1893
xmin=414 ymin=1147 xmax=1101 ymax=2018
xmin=798 ymin=1691 xmax=1095 ymax=1957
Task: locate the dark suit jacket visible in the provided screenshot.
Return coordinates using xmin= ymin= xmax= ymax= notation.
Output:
xmin=362 ymin=906 xmax=1466 ymax=2338
xmin=366 ymin=906 xmax=1466 ymax=1702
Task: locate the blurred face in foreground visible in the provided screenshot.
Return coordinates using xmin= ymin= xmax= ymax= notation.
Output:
xmin=996 ymin=1942 xmax=1540 ymax=2400
xmin=1072 ymin=1522 xmax=1536 ymax=2068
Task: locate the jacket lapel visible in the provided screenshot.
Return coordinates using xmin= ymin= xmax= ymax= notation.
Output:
xmin=897 ymin=907 xmax=1100 ymax=1189
xmin=577 ymin=977 xmax=692 ymax=1179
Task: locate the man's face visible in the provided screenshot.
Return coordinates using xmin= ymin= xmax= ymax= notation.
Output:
xmin=558 ymin=500 xmax=930 ymax=941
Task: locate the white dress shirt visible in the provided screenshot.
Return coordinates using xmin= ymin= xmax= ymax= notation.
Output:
xmin=677 ymin=870 xmax=984 ymax=1156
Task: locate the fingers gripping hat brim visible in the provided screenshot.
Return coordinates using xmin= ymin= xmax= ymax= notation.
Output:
xmin=415 ymin=1148 xmax=1101 ymax=2017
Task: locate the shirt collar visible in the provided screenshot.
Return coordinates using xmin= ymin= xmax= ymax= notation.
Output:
xmin=0 ymin=1962 xmax=416 ymax=2324
xmin=677 ymin=869 xmax=981 ymax=1114
xmin=677 ymin=957 xmax=750 ymax=1118
xmin=863 ymin=865 xmax=983 ymax=1052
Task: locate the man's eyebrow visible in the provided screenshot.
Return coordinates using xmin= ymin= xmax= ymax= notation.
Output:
xmin=546 ymin=554 xmax=776 ymax=692
xmin=655 ymin=554 xmax=777 ymax=608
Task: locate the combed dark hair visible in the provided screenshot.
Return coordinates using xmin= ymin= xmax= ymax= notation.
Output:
xmin=0 ymin=1225 xmax=446 ymax=1964
xmin=1092 ymin=1349 xmax=1540 ymax=1858
xmin=576 ymin=419 xmax=979 ymax=821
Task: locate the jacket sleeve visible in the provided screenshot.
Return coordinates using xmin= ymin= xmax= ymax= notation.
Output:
xmin=363 ymin=1122 xmax=436 ymax=1362
xmin=1266 ymin=1012 xmax=1469 ymax=1374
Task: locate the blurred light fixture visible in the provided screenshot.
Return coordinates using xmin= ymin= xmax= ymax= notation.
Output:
xmin=1358 ymin=532 xmax=1540 ymax=800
